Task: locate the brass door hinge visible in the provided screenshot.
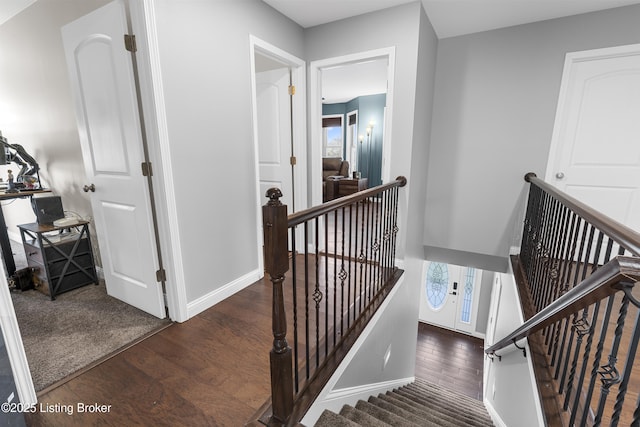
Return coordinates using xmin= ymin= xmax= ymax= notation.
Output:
xmin=288 ymin=85 xmax=296 ymax=96
xmin=156 ymin=268 xmax=166 ymax=283
xmin=141 ymin=162 xmax=153 ymax=177
xmin=290 ymin=156 xmax=297 ymax=166
xmin=124 ymin=34 xmax=137 ymax=52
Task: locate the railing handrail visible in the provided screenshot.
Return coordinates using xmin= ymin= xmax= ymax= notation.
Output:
xmin=485 ymin=256 xmax=640 ymax=355
xmin=288 ymin=176 xmax=407 ymax=227
xmin=525 ymin=172 xmax=640 ymax=257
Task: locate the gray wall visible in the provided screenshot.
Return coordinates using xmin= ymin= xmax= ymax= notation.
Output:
xmin=153 ymin=0 xmax=304 ymax=302
xmin=424 ymin=4 xmax=640 ymax=272
xmin=304 ymin=2 xmax=439 ymax=398
xmin=485 ymin=271 xmax=543 ymax=426
xmin=305 ymin=2 xmax=423 ymax=261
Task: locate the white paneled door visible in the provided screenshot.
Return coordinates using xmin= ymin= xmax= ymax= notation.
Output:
xmin=256 ymin=66 xmax=294 ymax=210
xmin=547 ymin=44 xmax=640 ymax=233
xmin=62 ymin=0 xmax=165 ymax=318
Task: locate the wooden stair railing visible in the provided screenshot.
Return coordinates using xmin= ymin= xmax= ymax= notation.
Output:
xmin=251 ymin=177 xmax=407 ymax=426
xmin=487 ymin=172 xmax=640 ymax=427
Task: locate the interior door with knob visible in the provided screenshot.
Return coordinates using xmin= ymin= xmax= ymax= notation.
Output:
xmin=419 ymin=261 xmax=481 ymax=336
xmin=62 ymin=0 xmax=165 ymax=318
xmin=546 ymin=44 xmax=640 ymax=233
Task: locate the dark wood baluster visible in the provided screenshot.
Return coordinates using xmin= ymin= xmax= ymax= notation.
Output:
xmin=580 ymin=295 xmax=615 ymax=425
xmin=610 ymin=288 xmax=640 ymax=426
xmin=373 ymin=194 xmax=381 ymax=294
xmin=341 ymin=207 xmax=347 ymax=336
xmin=291 ymin=226 xmax=299 ymax=394
xmin=262 ymin=188 xmax=293 ymax=424
xmin=549 ymin=214 xmax=580 ymax=361
xmin=593 ymin=294 xmax=630 ymax=425
xmin=314 ymin=217 xmax=320 ymax=369
xmin=555 ymin=222 xmax=591 ymax=380
xmin=567 ymin=304 xmax=598 ymax=418
xmin=303 ymin=222 xmax=310 ymax=382
xmin=562 ymin=309 xmax=589 ymax=400
xmin=543 ymin=205 xmax=569 ymax=344
xmin=389 ymin=186 xmax=398 ymax=276
xmin=325 ymin=212 xmax=330 ymax=358
xmin=531 ymin=191 xmax=549 ymax=309
xmin=334 ymin=209 xmax=339 ymax=348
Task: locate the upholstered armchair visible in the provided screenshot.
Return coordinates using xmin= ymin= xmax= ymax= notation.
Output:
xmin=322 ymin=157 xmax=349 ymax=201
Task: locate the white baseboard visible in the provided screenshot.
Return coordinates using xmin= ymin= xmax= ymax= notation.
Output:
xmin=186 ymin=268 xmax=263 ymax=319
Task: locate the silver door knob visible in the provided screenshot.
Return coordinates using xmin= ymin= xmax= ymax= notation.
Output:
xmin=83 ymin=184 xmax=95 ymax=192
xmin=555 ymin=172 xmax=565 ymax=180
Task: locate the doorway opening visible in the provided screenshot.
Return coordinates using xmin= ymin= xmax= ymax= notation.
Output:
xmin=418 ymin=260 xmax=484 ymax=337
xmin=309 ymin=47 xmax=395 ymax=209
xmin=250 ymin=36 xmax=306 ymax=272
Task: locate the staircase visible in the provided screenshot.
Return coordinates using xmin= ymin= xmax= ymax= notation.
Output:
xmin=314 ymin=379 xmax=494 ymax=427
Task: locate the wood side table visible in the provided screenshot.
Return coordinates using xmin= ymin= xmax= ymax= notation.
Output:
xmin=18 ymin=221 xmax=98 ymax=300
xmin=338 ymin=178 xmax=368 ymax=198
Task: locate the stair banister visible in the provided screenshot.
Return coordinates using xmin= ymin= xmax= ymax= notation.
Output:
xmin=485 ymin=256 xmax=640 ymax=356
xmin=257 ymin=177 xmax=407 ymax=426
xmin=524 ymin=172 xmax=640 ymax=257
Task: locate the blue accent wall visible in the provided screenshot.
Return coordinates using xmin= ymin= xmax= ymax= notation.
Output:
xmin=323 ymin=93 xmax=386 ymax=187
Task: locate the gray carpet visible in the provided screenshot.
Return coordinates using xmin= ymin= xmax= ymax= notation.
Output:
xmin=315 ymin=378 xmax=494 ymax=426
xmin=9 ymin=240 xmax=171 ymax=392
xmin=11 ymin=282 xmax=171 ymax=391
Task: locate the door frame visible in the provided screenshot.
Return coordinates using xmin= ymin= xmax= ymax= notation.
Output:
xmin=545 ymin=43 xmax=640 ymax=183
xmin=419 ymin=260 xmax=484 ymax=338
xmin=310 ymin=47 xmax=395 ymax=210
xmin=249 ymin=35 xmax=307 ymax=274
xmin=129 ymin=0 xmax=187 ymax=322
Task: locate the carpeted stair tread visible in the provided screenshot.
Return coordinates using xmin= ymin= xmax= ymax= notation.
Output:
xmin=313 ymin=381 xmax=494 ymax=426
xmin=315 ymin=409 xmax=361 ymax=426
xmin=367 ymin=395 xmax=451 ymax=426
xmin=408 ymin=383 xmax=493 ymax=425
xmin=379 ymin=392 xmax=475 ymax=427
xmin=394 ymin=387 xmax=491 ymax=426
xmin=412 ymin=378 xmax=486 ymax=406
xmin=390 ymin=389 xmax=479 ymax=423
xmin=340 ymin=405 xmax=391 ymax=426
xmin=385 ymin=390 xmax=489 ymax=427
xmin=354 ymin=400 xmax=422 ymax=427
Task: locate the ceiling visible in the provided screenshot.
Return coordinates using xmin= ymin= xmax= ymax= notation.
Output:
xmin=4 ymin=0 xmax=640 ymax=37
xmin=0 ymin=0 xmax=35 ymax=26
xmin=263 ymin=0 xmax=640 ymax=38
xmin=5 ymin=0 xmax=639 ymax=103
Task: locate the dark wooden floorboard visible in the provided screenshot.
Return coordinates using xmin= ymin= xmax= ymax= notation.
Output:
xmin=414 ymin=322 xmax=485 ymax=401
xmin=25 ymin=276 xmax=485 ymax=426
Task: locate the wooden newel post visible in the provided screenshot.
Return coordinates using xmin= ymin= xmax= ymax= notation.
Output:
xmin=262 ymin=188 xmax=293 ymax=424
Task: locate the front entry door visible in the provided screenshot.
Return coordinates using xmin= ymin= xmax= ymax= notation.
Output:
xmin=62 ymin=0 xmax=165 ymax=318
xmin=547 ymin=44 xmax=640 ymax=232
xmin=419 ymin=261 xmax=481 ymax=336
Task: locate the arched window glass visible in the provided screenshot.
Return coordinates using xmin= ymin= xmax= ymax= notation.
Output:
xmin=426 ymin=262 xmax=448 ymax=310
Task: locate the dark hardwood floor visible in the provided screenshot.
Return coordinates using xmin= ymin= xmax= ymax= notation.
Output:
xmin=414 ymin=322 xmax=485 ymax=401
xmin=23 ymin=273 xmax=485 ymax=426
